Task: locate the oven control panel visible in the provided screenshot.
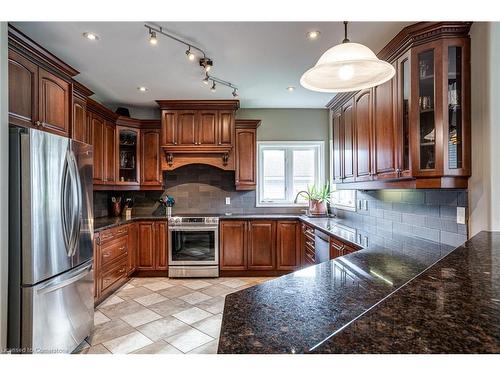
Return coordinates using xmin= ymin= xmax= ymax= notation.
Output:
xmin=168 ymin=217 xmax=219 ymax=226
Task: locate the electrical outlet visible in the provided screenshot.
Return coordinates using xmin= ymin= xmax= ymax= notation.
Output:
xmin=457 ymin=207 xmax=466 ymax=225
xmin=225 ymin=197 xmax=231 ymax=205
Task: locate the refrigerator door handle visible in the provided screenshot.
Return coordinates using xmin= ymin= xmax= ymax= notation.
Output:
xmin=36 ymin=263 xmax=92 ymax=296
xmin=61 ymin=150 xmax=82 ymax=258
xmin=67 ymin=150 xmax=82 ymax=257
xmin=61 ymin=153 xmax=72 ymax=257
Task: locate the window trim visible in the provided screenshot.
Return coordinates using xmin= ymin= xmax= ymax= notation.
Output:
xmin=256 ymin=141 xmax=325 ymax=207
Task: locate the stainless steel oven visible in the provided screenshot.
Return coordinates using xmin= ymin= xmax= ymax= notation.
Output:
xmin=168 ymin=217 xmax=219 ymax=278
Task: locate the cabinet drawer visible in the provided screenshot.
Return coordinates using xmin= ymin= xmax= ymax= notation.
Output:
xmin=99 ymin=225 xmax=129 ymax=245
xmin=304 ymin=251 xmax=315 ymax=265
xmin=100 ymin=256 xmax=127 ymax=292
xmin=101 ymin=236 xmax=128 ymax=268
xmin=302 ymin=224 xmax=315 ymax=241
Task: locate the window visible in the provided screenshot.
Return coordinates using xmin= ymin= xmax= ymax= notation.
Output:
xmin=257 ymin=142 xmax=324 ymax=206
xmin=331 ymin=190 xmax=357 ymax=211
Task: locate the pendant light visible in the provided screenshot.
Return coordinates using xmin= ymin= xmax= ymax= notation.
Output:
xmin=300 ymin=22 xmax=395 ymax=93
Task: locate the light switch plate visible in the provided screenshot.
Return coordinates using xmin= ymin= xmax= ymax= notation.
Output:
xmin=456 ymin=207 xmax=466 ymax=225
xmin=363 ymin=200 xmax=369 ymax=211
xmin=225 ymin=197 xmax=231 ymax=205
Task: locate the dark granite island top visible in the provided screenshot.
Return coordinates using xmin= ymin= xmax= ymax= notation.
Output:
xmin=218 ymin=231 xmax=500 ymax=354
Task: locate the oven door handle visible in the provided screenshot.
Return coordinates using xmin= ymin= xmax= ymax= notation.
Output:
xmin=168 ymin=226 xmax=219 ymax=231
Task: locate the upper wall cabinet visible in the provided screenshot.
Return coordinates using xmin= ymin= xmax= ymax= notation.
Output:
xmin=328 ymin=22 xmax=472 ymax=189
xmin=235 ymin=119 xmax=261 ymax=191
xmin=8 ymin=25 xmax=78 ymax=138
xmin=157 ymin=100 xmax=239 ymax=171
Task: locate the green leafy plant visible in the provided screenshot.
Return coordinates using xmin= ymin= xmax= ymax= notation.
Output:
xmin=300 ymin=182 xmax=331 ymax=203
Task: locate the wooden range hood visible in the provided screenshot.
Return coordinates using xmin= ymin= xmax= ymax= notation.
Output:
xmin=156 ymin=100 xmax=240 ymax=171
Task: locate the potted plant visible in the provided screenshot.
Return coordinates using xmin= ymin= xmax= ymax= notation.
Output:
xmin=159 ymin=195 xmax=175 ymax=217
xmin=298 ymin=183 xmax=331 ymax=216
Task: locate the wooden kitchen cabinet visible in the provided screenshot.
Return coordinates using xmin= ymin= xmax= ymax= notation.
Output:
xmin=91 ymin=114 xmax=105 ymax=184
xmin=104 ymin=121 xmax=116 ymax=184
xmin=218 ymin=110 xmax=234 ymax=146
xmin=137 ymin=221 xmax=168 ymax=271
xmin=276 ymin=221 xmax=301 ymax=271
xmin=372 ymin=70 xmax=399 ymax=180
xmin=137 ymin=222 xmax=155 ymax=271
xmin=220 ymin=219 xmax=299 ymax=275
xmin=328 ymin=22 xmax=471 ymax=189
xmin=38 ymin=67 xmax=71 ymax=137
xmin=235 ymin=119 xmax=260 ymax=190
xmin=116 ymin=126 xmax=140 ymax=186
xmin=330 ymin=236 xmax=360 ymax=259
xmin=354 ymin=89 xmax=373 ymax=182
xmin=176 ymin=110 xmax=198 ymax=146
xmin=220 ymin=221 xmax=247 ymax=271
xmin=72 ymin=96 xmax=87 ymax=143
xmin=127 ymin=223 xmax=138 ymax=275
xmin=198 ymin=110 xmax=218 ymax=146
xmin=247 ymin=220 xmax=276 ymax=270
xmin=140 ymin=128 xmax=163 ymax=188
xmin=8 ymin=49 xmax=38 ymax=129
xmin=155 ymin=222 xmax=168 ymax=271
xmin=8 ymin=54 xmax=71 ymax=138
xmin=342 ymin=100 xmax=355 ymax=182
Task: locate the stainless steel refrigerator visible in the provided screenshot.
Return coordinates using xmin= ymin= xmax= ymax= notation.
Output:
xmin=8 ymin=126 xmax=94 ymax=354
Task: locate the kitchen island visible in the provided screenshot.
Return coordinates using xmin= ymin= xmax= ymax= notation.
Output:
xmin=218 ymin=231 xmax=500 ymax=353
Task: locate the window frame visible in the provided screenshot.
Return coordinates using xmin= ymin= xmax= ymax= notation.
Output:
xmin=256 ymin=141 xmax=325 ymax=207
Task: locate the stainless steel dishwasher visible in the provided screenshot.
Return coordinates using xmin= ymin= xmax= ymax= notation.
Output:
xmin=314 ymin=230 xmax=330 ymax=264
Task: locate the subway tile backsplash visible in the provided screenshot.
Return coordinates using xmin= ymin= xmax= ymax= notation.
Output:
xmin=335 ymin=190 xmax=468 ymax=247
xmin=94 ymin=165 xmax=304 ymax=218
xmin=94 ymin=166 xmax=468 ymax=247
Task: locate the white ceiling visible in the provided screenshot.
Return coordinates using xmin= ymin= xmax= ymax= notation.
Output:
xmin=12 ymin=22 xmax=411 ymax=109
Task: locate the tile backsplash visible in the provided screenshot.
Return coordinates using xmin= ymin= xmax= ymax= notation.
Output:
xmin=334 ymin=190 xmax=468 ymax=247
xmin=94 ymin=166 xmax=468 ymax=246
xmin=94 ymin=164 xmax=304 ymax=217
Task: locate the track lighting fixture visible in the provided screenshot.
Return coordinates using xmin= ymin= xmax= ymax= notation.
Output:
xmin=144 ymin=23 xmax=239 ymax=98
xmin=199 ymin=57 xmax=213 ymax=72
xmin=186 ymin=47 xmax=195 ymax=61
xmin=149 ymin=30 xmax=158 ymax=45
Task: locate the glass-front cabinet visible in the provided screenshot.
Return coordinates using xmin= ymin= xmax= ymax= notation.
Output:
xmin=443 ymin=39 xmax=470 ymax=176
xmin=411 ymin=38 xmax=469 ymax=178
xmin=116 ymin=126 xmax=140 ymax=186
xmin=397 ymin=51 xmax=411 ymax=177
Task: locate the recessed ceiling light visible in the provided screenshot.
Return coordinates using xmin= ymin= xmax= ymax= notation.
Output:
xmin=307 ymin=31 xmax=320 ymax=40
xmin=137 ymin=86 xmax=148 ymax=92
xmin=83 ymin=32 xmax=99 ymax=41
xmin=287 ymin=86 xmax=295 ymax=92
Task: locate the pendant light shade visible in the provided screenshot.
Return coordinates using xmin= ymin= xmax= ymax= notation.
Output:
xmin=300 ymin=23 xmax=395 ymax=93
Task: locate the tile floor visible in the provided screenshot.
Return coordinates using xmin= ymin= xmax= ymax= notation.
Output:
xmin=76 ymin=276 xmax=274 ymax=354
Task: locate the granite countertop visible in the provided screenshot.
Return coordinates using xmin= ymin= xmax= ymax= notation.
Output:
xmin=218 ymin=230 xmax=500 ymax=354
xmin=93 ymin=213 xmax=304 ymax=232
xmin=312 ymin=231 xmax=500 ymax=353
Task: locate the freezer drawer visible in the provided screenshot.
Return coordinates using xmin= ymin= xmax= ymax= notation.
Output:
xmin=20 ymin=261 xmax=94 ymax=354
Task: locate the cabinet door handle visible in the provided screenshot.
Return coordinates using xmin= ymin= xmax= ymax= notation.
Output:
xmin=35 ymin=121 xmax=41 ymax=127
xmin=103 ymin=252 xmax=111 ymax=258
xmin=218 ymin=142 xmax=221 ymax=145
xmin=174 ymin=141 xmax=177 ymax=145
xmin=119 ymin=246 xmax=126 ymax=251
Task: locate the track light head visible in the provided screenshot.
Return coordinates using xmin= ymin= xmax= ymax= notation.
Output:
xmin=232 ymin=88 xmax=238 ymax=98
xmin=210 ymin=81 xmax=216 ymax=92
xmin=186 ymin=48 xmax=195 ymax=61
xmin=202 ymin=74 xmax=210 ymax=85
xmin=149 ymin=30 xmax=158 ymax=45
xmin=199 ymin=57 xmax=214 ymax=72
